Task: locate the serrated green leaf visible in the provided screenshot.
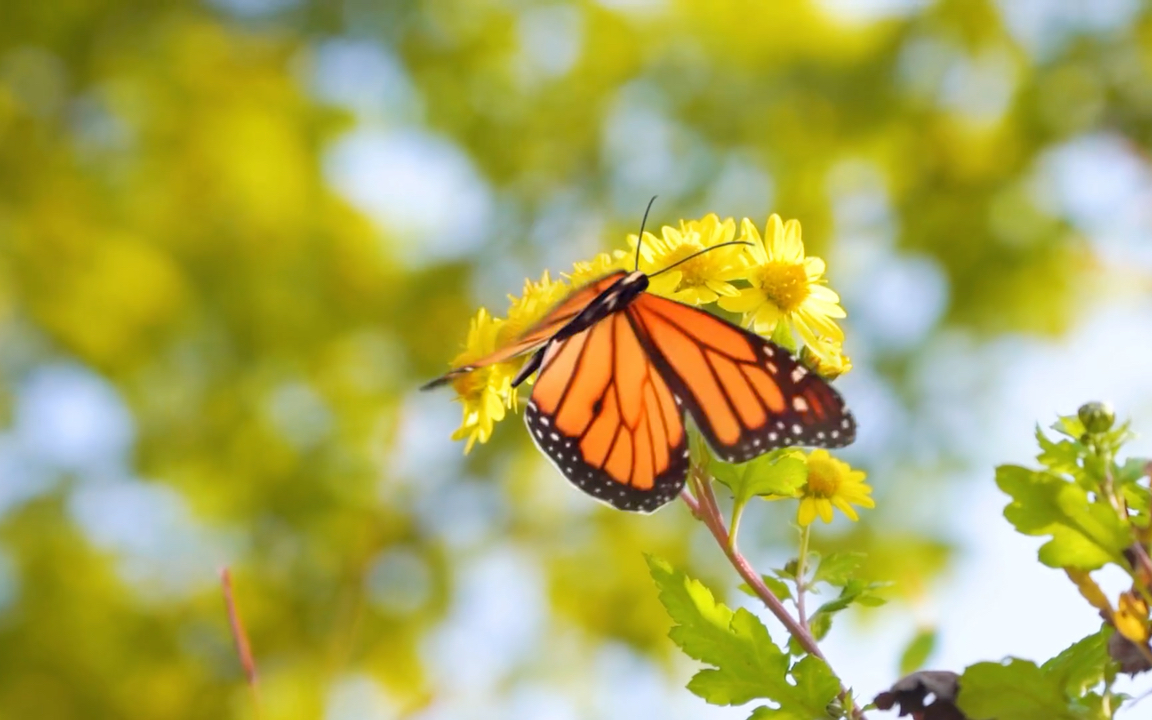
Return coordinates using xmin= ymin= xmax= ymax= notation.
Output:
xmin=746 ymin=703 xmax=826 ymax=720
xmin=1122 ymin=483 xmax=1151 ymax=516
xmin=804 ymin=578 xmax=887 ymax=641
xmin=813 ymin=579 xmax=886 ymax=615
xmin=1041 ymin=627 xmax=1112 ymax=696
xmin=684 ymin=609 xmax=789 ymax=705
xmin=759 ymin=575 xmax=794 ymax=602
xmin=713 ymin=452 xmax=807 ymax=507
xmin=744 ymin=456 xmax=807 ymax=501
xmin=898 ymin=629 xmax=937 ymax=675
xmin=1036 ymin=425 xmax=1084 ymax=477
xmin=809 ymin=612 xmax=832 ymax=641
xmin=812 ymin=552 xmax=866 ymax=587
xmin=1115 ymin=458 xmax=1150 ymax=486
xmin=1103 ymin=421 xmax=1135 ymax=452
xmin=737 ymin=575 xmax=794 ymax=602
xmin=1071 ymin=692 xmax=1110 ymax=719
xmin=1053 ymin=415 xmax=1087 ymax=440
xmin=710 ymin=456 xmax=745 ymax=489
xmin=647 ymin=555 xmax=838 ymax=714
xmin=959 ymin=659 xmax=1082 ymax=720
xmin=790 ymin=654 xmax=840 ymax=700
xmin=996 ymin=465 xmax=1129 ymax=570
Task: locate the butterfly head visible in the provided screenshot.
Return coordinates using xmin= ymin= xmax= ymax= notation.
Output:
xmin=597 ymin=270 xmax=649 ymax=314
xmin=623 ymin=270 xmax=649 ymax=290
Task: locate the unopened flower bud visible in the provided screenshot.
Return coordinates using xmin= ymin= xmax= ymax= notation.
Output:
xmin=1078 ymin=402 xmax=1115 ymax=435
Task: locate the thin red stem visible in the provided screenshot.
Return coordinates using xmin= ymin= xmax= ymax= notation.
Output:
xmin=681 ymin=474 xmax=866 ymax=719
xmin=222 ymin=567 xmax=261 ymax=715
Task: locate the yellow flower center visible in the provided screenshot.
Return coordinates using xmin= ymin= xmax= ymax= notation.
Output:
xmin=661 ymin=242 xmax=707 ymax=287
xmin=452 ymin=368 xmax=488 ymax=403
xmin=758 ymin=262 xmax=809 ymax=312
xmin=805 ymin=455 xmax=842 ymax=499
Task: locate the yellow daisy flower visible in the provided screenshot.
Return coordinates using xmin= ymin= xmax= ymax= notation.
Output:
xmin=718 ymin=214 xmax=846 ymax=347
xmin=796 ymin=449 xmax=874 ymax=526
xmin=626 ymin=214 xmax=746 ymax=306
xmin=450 ymin=307 xmax=517 ymax=453
xmin=565 ymin=251 xmax=630 ymax=288
xmin=800 ymin=336 xmax=853 ymax=379
xmin=499 ymin=270 xmax=571 ymax=346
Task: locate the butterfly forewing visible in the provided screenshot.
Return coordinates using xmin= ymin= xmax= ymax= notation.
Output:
xmin=524 ymin=312 xmax=689 ymax=512
xmin=626 ymin=293 xmax=855 ymax=463
xmin=422 ymin=271 xmax=627 ymax=389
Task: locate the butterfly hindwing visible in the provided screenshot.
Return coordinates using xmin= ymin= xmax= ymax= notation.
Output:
xmin=524 ymin=312 xmax=689 ymax=512
xmin=626 ymin=293 xmax=855 ymax=463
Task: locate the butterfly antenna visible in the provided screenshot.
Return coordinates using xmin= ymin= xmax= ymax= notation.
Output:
xmin=634 ymin=195 xmax=658 ymax=271
xmin=648 ymin=240 xmax=753 ymax=278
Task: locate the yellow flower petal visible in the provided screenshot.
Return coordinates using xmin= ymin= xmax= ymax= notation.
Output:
xmin=807 ymin=284 xmax=841 ymax=303
xmin=798 ymin=497 xmax=818 ymax=526
xmin=718 ymin=288 xmax=767 ymax=313
xmin=727 ymin=214 xmax=848 ymax=367
xmin=797 ymin=450 xmax=874 ymax=524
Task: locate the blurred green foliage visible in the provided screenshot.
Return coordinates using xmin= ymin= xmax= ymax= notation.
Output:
xmin=1 ymin=0 xmax=1151 ymax=717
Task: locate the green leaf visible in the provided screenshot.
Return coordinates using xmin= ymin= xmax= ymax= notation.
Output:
xmin=745 ymin=658 xmax=839 ymax=720
xmin=805 ymin=578 xmax=888 ymax=641
xmin=745 ymin=704 xmax=822 ymax=720
xmin=812 ymin=552 xmax=866 ymax=588
xmin=1102 ymin=420 xmax=1135 ymax=453
xmin=712 ymin=451 xmax=807 ymax=507
xmin=1053 ymin=415 xmax=1087 ymax=441
xmin=690 ymin=428 xmax=712 ymax=466
xmin=959 ymin=659 xmax=1083 ymax=720
xmin=771 ymin=322 xmax=797 ymax=353
xmin=898 ymin=629 xmax=937 ymax=676
xmin=996 ymin=465 xmax=1130 ymax=570
xmin=647 ymin=555 xmax=838 ymax=714
xmin=1041 ymin=627 xmax=1112 ymax=696
xmin=737 ymin=575 xmax=793 ymax=602
xmin=1122 ymin=483 xmax=1151 ymax=516
xmin=808 ymin=612 xmax=832 ymax=642
xmin=1115 ymin=457 xmax=1150 ymax=486
xmin=1035 ymin=426 xmax=1084 ymax=477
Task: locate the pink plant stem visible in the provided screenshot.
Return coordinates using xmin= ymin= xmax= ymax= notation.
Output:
xmin=221 ymin=568 xmax=262 ymax=715
xmin=681 ymin=478 xmax=866 ymax=719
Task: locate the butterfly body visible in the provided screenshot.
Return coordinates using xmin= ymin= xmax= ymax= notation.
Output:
xmin=425 ymin=269 xmax=855 ymax=513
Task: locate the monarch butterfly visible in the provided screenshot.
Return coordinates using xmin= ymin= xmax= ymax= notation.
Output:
xmin=423 ymin=205 xmax=856 ymax=513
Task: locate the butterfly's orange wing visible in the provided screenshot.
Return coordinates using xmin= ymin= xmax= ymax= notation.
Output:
xmin=524 ymin=311 xmax=689 ymax=512
xmin=626 ymin=293 xmax=855 ymax=463
xmin=422 ymin=272 xmax=626 ymax=389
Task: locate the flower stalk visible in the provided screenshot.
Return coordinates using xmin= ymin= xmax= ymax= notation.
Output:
xmin=683 ymin=466 xmax=867 ymax=720
xmin=796 ymin=523 xmax=812 ymax=628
